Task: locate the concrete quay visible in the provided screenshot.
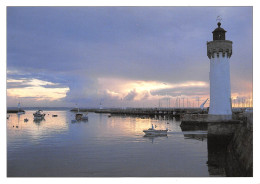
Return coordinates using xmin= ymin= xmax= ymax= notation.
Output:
xmin=180 ymin=111 xmax=253 ymax=177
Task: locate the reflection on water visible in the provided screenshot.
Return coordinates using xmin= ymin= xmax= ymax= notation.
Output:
xmin=143 ymin=135 xmax=168 ymax=144
xmin=8 ymin=110 xmax=211 ymax=177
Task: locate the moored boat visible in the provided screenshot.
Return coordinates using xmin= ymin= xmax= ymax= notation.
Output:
xmin=75 ymin=113 xmax=88 ymax=121
xmin=75 ymin=113 xmax=83 ymax=120
xmin=74 ymin=105 xmax=88 ymax=121
xmin=33 ymin=110 xmax=45 ymax=119
xmin=17 ymin=102 xmax=25 ymax=115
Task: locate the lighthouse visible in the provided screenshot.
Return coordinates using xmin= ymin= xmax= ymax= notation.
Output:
xmin=207 ymin=21 xmax=233 ymax=119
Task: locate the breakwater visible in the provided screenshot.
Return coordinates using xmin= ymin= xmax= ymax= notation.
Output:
xmin=7 ymin=109 xmax=25 ymax=113
xmin=70 ymin=107 xmax=206 ymax=117
xmin=180 ymin=112 xmax=253 ymax=177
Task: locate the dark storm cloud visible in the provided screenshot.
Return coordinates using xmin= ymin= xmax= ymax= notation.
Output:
xmin=124 ymin=89 xmax=138 ymax=101
xmin=41 ymin=84 xmax=69 ymax=89
xmin=7 ymin=7 xmax=253 ymax=107
xmin=7 ymin=83 xmax=31 ymax=89
xmin=140 ymin=91 xmax=150 ymax=100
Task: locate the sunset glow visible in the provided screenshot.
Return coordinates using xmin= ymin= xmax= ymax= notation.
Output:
xmin=6 ymin=7 xmax=252 ymax=107
xmin=7 ymin=78 xmax=69 ymax=101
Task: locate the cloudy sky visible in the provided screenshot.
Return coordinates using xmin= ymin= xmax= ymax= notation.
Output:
xmin=7 ymin=7 xmax=253 ymax=108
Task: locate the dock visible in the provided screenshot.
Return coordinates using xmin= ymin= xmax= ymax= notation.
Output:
xmin=7 ymin=109 xmax=25 ymax=113
xmin=70 ymin=107 xmax=206 ymax=117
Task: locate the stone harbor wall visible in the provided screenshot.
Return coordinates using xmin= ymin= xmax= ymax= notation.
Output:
xmin=181 ymin=112 xmax=253 ymax=176
xmin=207 ymin=117 xmax=253 ymax=176
xmin=225 ymin=113 xmax=253 ymax=176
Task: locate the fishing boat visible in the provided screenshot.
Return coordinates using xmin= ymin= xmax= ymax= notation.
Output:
xmin=75 ymin=106 xmax=88 ymax=121
xmin=75 ymin=113 xmax=88 ymax=121
xmin=33 ymin=110 xmax=45 ymax=119
xmin=75 ymin=112 xmax=83 ymax=120
xmin=143 ymin=124 xmax=168 ymax=136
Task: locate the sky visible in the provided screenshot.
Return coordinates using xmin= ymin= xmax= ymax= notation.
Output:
xmin=6 ymin=6 xmax=253 ymax=108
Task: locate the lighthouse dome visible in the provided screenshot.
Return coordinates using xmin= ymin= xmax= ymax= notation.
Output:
xmin=212 ymin=22 xmax=226 ymax=40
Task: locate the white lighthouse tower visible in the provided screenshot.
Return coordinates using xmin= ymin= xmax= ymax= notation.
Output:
xmin=207 ymin=21 xmax=233 ymax=120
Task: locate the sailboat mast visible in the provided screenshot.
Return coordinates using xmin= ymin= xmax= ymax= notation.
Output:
xmin=18 ymin=102 xmax=21 ymax=110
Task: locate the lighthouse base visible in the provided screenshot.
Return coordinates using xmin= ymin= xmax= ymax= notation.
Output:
xmin=207 ymin=114 xmax=232 ymax=121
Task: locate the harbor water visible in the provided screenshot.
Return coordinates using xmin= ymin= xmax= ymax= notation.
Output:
xmin=7 ymin=110 xmax=215 ymax=177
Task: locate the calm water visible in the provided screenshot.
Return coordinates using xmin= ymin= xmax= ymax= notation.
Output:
xmin=7 ymin=110 xmax=210 ymax=177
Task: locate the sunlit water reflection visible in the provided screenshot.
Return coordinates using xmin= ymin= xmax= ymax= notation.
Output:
xmin=7 ymin=110 xmax=210 ymax=177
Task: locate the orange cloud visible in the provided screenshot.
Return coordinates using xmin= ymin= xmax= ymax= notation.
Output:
xmin=7 ymin=78 xmax=69 ymax=101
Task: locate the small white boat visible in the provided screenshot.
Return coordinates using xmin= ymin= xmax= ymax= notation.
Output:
xmin=143 ymin=124 xmax=168 ymax=136
xmin=17 ymin=102 xmax=25 ymax=115
xmin=33 ymin=110 xmax=45 ymax=119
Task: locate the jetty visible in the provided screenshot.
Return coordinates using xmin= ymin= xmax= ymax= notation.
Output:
xmin=7 ymin=108 xmax=25 ymax=113
xmin=70 ymin=107 xmax=208 ymax=117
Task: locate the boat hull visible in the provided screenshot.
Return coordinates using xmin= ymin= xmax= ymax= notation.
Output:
xmin=143 ymin=130 xmax=168 ymax=136
xmin=33 ymin=110 xmax=45 ymax=120
xmin=75 ymin=113 xmax=88 ymax=121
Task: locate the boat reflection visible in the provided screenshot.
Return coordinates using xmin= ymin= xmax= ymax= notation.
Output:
xmin=33 ymin=118 xmax=45 ymax=124
xmin=7 ymin=110 xmax=69 ymax=139
xmin=183 ymin=132 xmax=207 ymax=141
xmin=71 ymin=119 xmax=88 ymax=123
xmin=143 ymin=134 xmax=168 ymax=144
xmin=180 ymin=123 xmax=207 ymax=141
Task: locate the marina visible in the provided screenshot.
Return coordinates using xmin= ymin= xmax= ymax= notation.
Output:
xmin=7 ymin=110 xmax=212 ymax=177
xmin=5 ymin=6 xmax=253 ymax=180
xmin=7 ymin=108 xmax=252 ymax=177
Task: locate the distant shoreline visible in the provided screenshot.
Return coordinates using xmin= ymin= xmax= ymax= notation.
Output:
xmin=7 ymin=107 xmax=72 ymax=113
